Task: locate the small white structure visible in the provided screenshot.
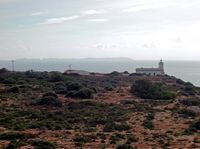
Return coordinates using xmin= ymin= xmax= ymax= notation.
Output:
xmin=136 ymin=60 xmax=165 ymax=76
xmin=64 ymin=70 xmax=91 ymax=76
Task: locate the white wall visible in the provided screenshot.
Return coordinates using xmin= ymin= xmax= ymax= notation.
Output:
xmin=136 ymin=70 xmax=163 ymax=76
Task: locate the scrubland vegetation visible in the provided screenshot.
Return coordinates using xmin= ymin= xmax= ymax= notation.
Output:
xmin=0 ymin=68 xmax=200 ymax=148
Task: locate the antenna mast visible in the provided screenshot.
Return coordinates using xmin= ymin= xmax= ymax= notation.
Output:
xmin=69 ymin=64 xmax=72 ymax=71
xmin=11 ymin=60 xmax=15 ymax=72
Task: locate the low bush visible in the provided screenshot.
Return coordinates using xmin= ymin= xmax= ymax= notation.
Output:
xmin=4 ymin=140 xmax=23 ymax=149
xmin=176 ymin=78 xmax=185 ymax=85
xmin=185 ymin=120 xmax=200 ymax=133
xmin=143 ymin=120 xmax=154 ymax=130
xmin=1 ymin=78 xmax=16 ymax=84
xmin=177 ymin=109 xmax=196 ymax=118
xmin=110 ymin=133 xmax=126 ymax=144
xmin=32 ymin=140 xmax=57 ymax=149
xmin=104 ymin=83 xmax=115 ymax=91
xmin=116 ymin=143 xmax=134 ymax=149
xmin=67 ymin=82 xmax=82 ymax=91
xmin=54 ymin=83 xmax=67 ymax=94
xmin=131 ymin=79 xmax=176 ymax=100
xmin=0 ymin=132 xmax=33 ymax=140
xmin=179 ymin=98 xmax=200 ymax=106
xmin=65 ymin=91 xmax=76 ymax=98
xmin=8 ymin=86 xmax=20 ymax=93
xmin=103 ymin=122 xmax=131 ymax=132
xmin=126 ymin=134 xmax=138 ymax=144
xmin=36 ymin=96 xmax=62 ymax=107
xmin=115 ymin=123 xmax=132 ymax=131
xmin=73 ymin=134 xmax=95 ymax=146
xmin=109 ymin=71 xmax=121 ymax=76
xmin=66 ymin=88 xmax=94 ymax=99
xmin=103 ymin=122 xmax=115 ymax=132
xmin=143 ymin=113 xmax=154 ymax=130
xmin=184 ymin=82 xmax=196 ymax=95
xmin=42 ymin=92 xmax=58 ymax=98
xmin=48 ymin=72 xmax=65 ymax=82
xmin=120 ymin=100 xmax=137 ymax=105
xmin=75 ymin=88 xmax=94 ymax=99
xmin=0 ymin=68 xmax=8 ymax=74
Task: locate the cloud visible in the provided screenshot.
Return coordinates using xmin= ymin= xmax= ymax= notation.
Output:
xmin=142 ymin=42 xmax=156 ymax=48
xmin=88 ymin=19 xmax=109 ymax=22
xmin=0 ymin=0 xmax=18 ymax=4
xmin=40 ymin=15 xmax=80 ymax=25
xmin=81 ymin=9 xmax=106 ymax=15
xmin=31 ymin=12 xmax=46 ymax=16
xmin=38 ymin=9 xmax=107 ymax=25
xmin=172 ymin=37 xmax=183 ymax=44
xmin=94 ymin=43 xmax=120 ymax=49
xmin=122 ymin=2 xmax=178 ymax=12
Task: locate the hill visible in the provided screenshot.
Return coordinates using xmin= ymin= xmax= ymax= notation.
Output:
xmin=0 ymin=68 xmax=200 ymax=149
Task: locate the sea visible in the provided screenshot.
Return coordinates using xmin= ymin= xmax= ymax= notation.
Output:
xmin=0 ymin=59 xmax=200 ymax=87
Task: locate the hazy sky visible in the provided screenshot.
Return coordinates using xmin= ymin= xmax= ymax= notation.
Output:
xmin=0 ymin=0 xmax=200 ymax=60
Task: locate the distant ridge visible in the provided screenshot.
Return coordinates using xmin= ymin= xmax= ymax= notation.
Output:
xmin=80 ymin=57 xmax=134 ymax=62
xmin=8 ymin=57 xmax=134 ymax=62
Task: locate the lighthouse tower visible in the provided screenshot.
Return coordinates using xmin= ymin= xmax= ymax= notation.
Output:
xmin=159 ymin=59 xmax=164 ymax=74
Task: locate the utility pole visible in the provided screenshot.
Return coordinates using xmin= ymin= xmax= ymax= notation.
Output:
xmin=69 ymin=64 xmax=72 ymax=71
xmin=11 ymin=60 xmax=15 ymax=72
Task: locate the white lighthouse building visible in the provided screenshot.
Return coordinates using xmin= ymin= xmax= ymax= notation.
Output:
xmin=136 ymin=60 xmax=165 ymax=76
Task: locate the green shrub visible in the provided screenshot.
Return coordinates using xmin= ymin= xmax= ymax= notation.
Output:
xmin=103 ymin=122 xmax=131 ymax=132
xmin=103 ymin=122 xmax=115 ymax=132
xmin=42 ymin=92 xmax=58 ymax=98
xmin=184 ymin=82 xmax=196 ymax=95
xmin=185 ymin=120 xmax=200 ymax=133
xmin=110 ymin=133 xmax=126 ymax=144
xmin=66 ymin=88 xmax=94 ymax=99
xmin=143 ymin=120 xmax=154 ymax=130
xmin=126 ymin=134 xmax=138 ymax=143
xmin=146 ymin=112 xmax=154 ymax=120
xmin=65 ymin=91 xmax=76 ymax=98
xmin=109 ymin=71 xmax=120 ymax=76
xmin=104 ymin=83 xmax=115 ymax=91
xmin=0 ymin=132 xmax=33 ymax=140
xmin=0 ymin=68 xmax=8 ymax=74
xmin=177 ymin=109 xmax=196 ymax=118
xmin=143 ymin=113 xmax=154 ymax=130
xmin=32 ymin=140 xmax=57 ymax=149
xmin=54 ymin=83 xmax=67 ymax=94
xmin=115 ymin=123 xmax=132 ymax=131
xmin=8 ymin=86 xmax=20 ymax=93
xmin=120 ymin=100 xmax=137 ymax=105
xmin=67 ymin=82 xmax=82 ymax=91
xmin=4 ymin=140 xmax=23 ymax=149
xmin=75 ymin=88 xmax=93 ymax=99
xmin=25 ymin=70 xmax=38 ymax=78
xmin=73 ymin=134 xmax=94 ymax=146
xmin=36 ymin=96 xmax=62 ymax=107
xmin=131 ymin=79 xmax=176 ymax=100
xmin=2 ymin=78 xmax=15 ymax=84
xmin=116 ymin=144 xmax=134 ymax=149
xmin=176 ymin=78 xmax=185 ymax=85
xmin=180 ymin=98 xmax=200 ymax=106
xmin=49 ymin=73 xmax=65 ymax=82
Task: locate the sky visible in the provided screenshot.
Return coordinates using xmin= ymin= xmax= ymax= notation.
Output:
xmin=0 ymin=0 xmax=200 ymax=60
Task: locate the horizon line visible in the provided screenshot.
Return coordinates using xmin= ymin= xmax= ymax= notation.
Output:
xmin=0 ymin=57 xmax=200 ymax=61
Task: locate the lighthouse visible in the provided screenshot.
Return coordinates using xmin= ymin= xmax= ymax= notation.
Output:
xmin=136 ymin=60 xmax=165 ymax=76
xmin=159 ymin=59 xmax=164 ymax=74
